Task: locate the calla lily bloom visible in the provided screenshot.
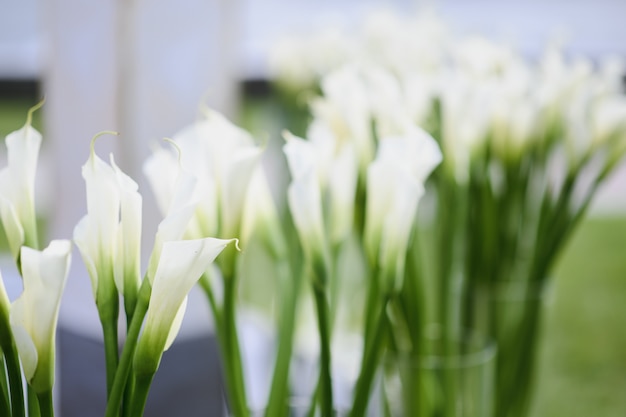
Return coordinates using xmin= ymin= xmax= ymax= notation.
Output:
xmin=134 ymin=237 xmax=237 ymax=375
xmin=10 ymin=240 xmax=71 ymax=393
xmin=283 ymin=133 xmax=329 ymax=269
xmin=364 ymin=133 xmax=441 ymax=291
xmin=145 ymin=111 xmax=263 ymax=241
xmin=0 ymin=115 xmax=42 ymax=260
xmin=74 ymin=134 xmax=142 ymax=304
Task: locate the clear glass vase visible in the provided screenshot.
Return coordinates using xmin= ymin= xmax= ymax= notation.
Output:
xmin=464 ymin=280 xmax=550 ymax=417
xmin=382 ymin=328 xmax=496 ymax=417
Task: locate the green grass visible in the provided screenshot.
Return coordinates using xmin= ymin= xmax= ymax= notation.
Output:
xmin=532 ymin=216 xmax=626 ymax=417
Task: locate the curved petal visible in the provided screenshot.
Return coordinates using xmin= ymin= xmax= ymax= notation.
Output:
xmin=11 ymin=240 xmax=72 ymax=391
xmin=0 ymin=195 xmax=24 ymax=260
xmin=110 ymin=156 xmax=142 ymax=296
xmin=220 ymin=146 xmax=263 ymax=237
xmin=287 ymin=168 xmax=326 ymax=265
xmin=136 ymin=238 xmax=235 ymax=371
xmin=0 ymin=124 xmax=41 ymax=253
xmin=164 ymin=296 xmax=188 ymax=351
xmin=73 ymin=215 xmax=99 ymax=300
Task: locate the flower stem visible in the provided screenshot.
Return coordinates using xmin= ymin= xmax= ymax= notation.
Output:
xmin=265 ymin=261 xmax=302 ymax=417
xmin=0 ymin=314 xmax=26 ymax=417
xmin=312 ymin=284 xmax=333 ymax=417
xmin=126 ymin=373 xmax=154 ymax=417
xmin=101 ymin=307 xmax=120 ymax=398
xmin=104 ymin=281 xmax=151 ymax=417
xmin=27 ymin=386 xmax=40 ymax=417
xmin=222 ymin=273 xmax=249 ymax=417
xmin=349 ymin=296 xmax=388 ymax=417
xmin=0 ymin=361 xmax=10 ymax=417
xmin=36 ymin=390 xmax=53 ymax=417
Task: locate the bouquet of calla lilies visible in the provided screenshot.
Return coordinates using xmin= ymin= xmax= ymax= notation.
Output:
xmin=0 ymin=104 xmax=239 ymax=417
xmin=270 ymin=9 xmax=626 ymax=417
xmin=1 ymin=11 xmax=625 ymax=417
xmin=0 ymin=90 xmax=443 ymax=417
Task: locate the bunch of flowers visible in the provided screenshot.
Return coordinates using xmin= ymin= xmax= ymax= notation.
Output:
xmin=0 ymin=105 xmax=237 ymax=417
xmin=270 ymin=9 xmax=626 ymax=417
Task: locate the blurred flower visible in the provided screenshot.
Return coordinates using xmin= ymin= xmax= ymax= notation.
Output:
xmin=364 ymin=130 xmax=441 ymax=291
xmin=285 ymin=151 xmax=327 ymax=273
xmin=10 ymin=240 xmax=71 ymax=393
xmin=144 ymin=111 xmax=263 ymax=242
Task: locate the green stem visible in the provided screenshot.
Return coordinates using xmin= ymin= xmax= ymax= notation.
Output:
xmin=349 ymin=296 xmax=388 ymax=417
xmin=222 ymin=273 xmax=249 ymax=417
xmin=0 ymin=314 xmax=26 ymax=417
xmin=36 ymin=390 xmax=53 ymax=417
xmin=104 ymin=281 xmax=151 ymax=417
xmin=0 ymin=359 xmax=10 ymax=417
xmin=264 ymin=262 xmax=302 ymax=417
xmin=199 ymin=274 xmax=242 ymax=417
xmin=101 ymin=307 xmax=120 ymax=398
xmin=312 ymin=285 xmax=333 ymax=417
xmin=27 ymin=386 xmax=40 ymax=417
xmin=126 ymin=373 xmax=154 ymax=417
xmin=121 ymin=374 xmax=135 ymax=417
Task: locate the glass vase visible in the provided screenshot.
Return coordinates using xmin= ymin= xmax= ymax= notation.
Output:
xmin=382 ymin=328 xmax=496 ymax=417
xmin=464 ymin=280 xmax=550 ymax=417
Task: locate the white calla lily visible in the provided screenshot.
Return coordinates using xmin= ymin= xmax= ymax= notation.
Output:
xmin=145 ymin=111 xmax=263 ymax=242
xmin=0 ymin=113 xmax=42 ymax=259
xmin=74 ymin=133 xmax=142 ymax=303
xmin=145 ymin=158 xmax=198 ymax=283
xmin=287 ymin=168 xmax=328 ymax=273
xmin=73 ymin=133 xmax=122 ymax=302
xmin=176 ymin=110 xmax=263 ymax=239
xmin=10 ymin=240 xmax=71 ymax=392
xmin=240 ymin=167 xmax=286 ymax=258
xmin=364 ymin=133 xmax=440 ymax=291
xmin=134 ymin=238 xmax=236 ymax=374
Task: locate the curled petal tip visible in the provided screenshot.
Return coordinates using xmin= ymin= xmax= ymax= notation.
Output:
xmin=26 ymin=98 xmax=46 ymax=127
xmin=162 ymin=138 xmax=183 ymax=164
xmin=89 ymin=130 xmax=120 ymax=154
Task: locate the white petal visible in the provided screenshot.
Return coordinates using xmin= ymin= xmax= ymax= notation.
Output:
xmin=11 ymin=240 xmax=71 ymax=390
xmin=0 ymin=195 xmax=24 ymax=259
xmin=73 ymin=215 xmax=99 ymax=300
xmin=110 ymin=156 xmax=142 ymax=295
xmin=142 ymin=238 xmax=234 ymax=353
xmin=11 ymin=323 xmax=38 ymax=380
xmin=164 ymin=296 xmax=188 ymax=351
xmin=287 ymin=169 xmax=326 ymax=263
xmin=220 ymin=146 xmax=263 ymax=237
xmin=283 ymin=133 xmax=317 ymax=180
xmin=328 ymin=143 xmax=358 ymax=244
xmin=143 ymin=146 xmax=180 ymax=216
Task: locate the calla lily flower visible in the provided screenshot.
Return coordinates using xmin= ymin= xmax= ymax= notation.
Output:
xmin=145 ymin=110 xmax=263 ymax=241
xmin=73 ymin=134 xmax=142 ymax=303
xmin=10 ymin=240 xmax=71 ymax=393
xmin=240 ymin=167 xmax=287 ymax=259
xmin=0 ymin=114 xmax=42 ymax=260
xmin=134 ymin=237 xmax=237 ymax=375
xmin=364 ymin=133 xmax=440 ymax=292
xmin=287 ymin=167 xmax=328 ymax=273
xmin=144 ymin=142 xmax=199 ymax=282
xmin=283 ymin=132 xmax=329 ymax=267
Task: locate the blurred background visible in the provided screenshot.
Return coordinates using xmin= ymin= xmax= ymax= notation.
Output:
xmin=1 ymin=0 xmax=625 ymax=416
